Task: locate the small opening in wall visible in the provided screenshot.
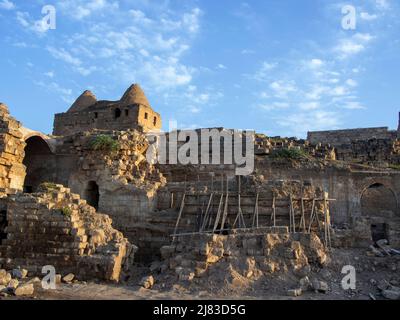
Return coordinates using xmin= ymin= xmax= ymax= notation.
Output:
xmin=144 ymin=112 xmax=148 ymax=120
xmin=125 ymin=109 xmax=129 ymax=116
xmin=94 ymin=112 xmax=98 ymax=119
xmin=85 ymin=181 xmax=100 ymax=210
xmin=0 ymin=210 xmax=7 ymax=244
xmin=114 ymin=108 xmax=121 ymax=119
xmin=153 ymin=116 xmax=157 ymax=126
xmin=23 ymin=186 xmax=33 ymax=193
xmin=371 ymin=223 xmax=389 ymax=244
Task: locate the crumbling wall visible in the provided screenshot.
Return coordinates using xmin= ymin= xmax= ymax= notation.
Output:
xmin=54 ymin=130 xmax=165 ymax=261
xmin=307 ymin=127 xmax=396 ymax=146
xmin=0 ymin=184 xmax=135 ymax=281
xmin=159 ymin=228 xmax=328 ymax=293
xmin=0 ymin=103 xmax=26 ymax=194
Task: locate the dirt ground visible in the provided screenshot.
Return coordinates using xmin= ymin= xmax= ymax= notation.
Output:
xmin=3 ymin=248 xmax=398 ymax=301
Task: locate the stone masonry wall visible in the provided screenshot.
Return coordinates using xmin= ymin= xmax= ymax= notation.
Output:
xmin=307 ymin=127 xmax=396 ymax=146
xmin=0 ymin=184 xmax=135 ymax=281
xmin=0 ymin=103 xmax=26 ymax=194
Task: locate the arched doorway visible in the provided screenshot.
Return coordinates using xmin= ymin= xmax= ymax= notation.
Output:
xmin=85 ymin=181 xmax=99 ymax=210
xmin=361 ymin=183 xmax=397 ymax=243
xmin=23 ymin=136 xmax=55 ymax=193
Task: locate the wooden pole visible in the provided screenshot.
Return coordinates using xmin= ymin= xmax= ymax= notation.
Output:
xmin=212 ymin=193 xmax=224 ymax=233
xmin=201 ymin=192 xmax=214 ymax=231
xmin=172 ymin=192 xmax=186 ymax=243
xmin=252 ymin=192 xmax=259 ymax=228
xmin=272 ymin=195 xmax=276 ymax=227
xmin=308 ymin=198 xmax=316 ymax=233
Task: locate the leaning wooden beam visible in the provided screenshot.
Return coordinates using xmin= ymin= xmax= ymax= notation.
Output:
xmin=220 ymin=192 xmax=230 ymax=232
xmin=172 ymin=192 xmax=186 ymax=243
xmin=212 ymin=193 xmax=224 ymax=232
xmin=299 ymin=197 xmax=306 ymax=233
xmin=307 ymin=198 xmax=316 ymax=233
xmin=170 ymin=192 xmax=174 ymax=209
xmin=252 ymin=192 xmax=259 ymax=228
xmin=201 ymin=192 xmax=214 ymax=231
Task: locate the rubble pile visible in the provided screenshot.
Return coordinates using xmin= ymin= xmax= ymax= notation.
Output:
xmin=157 ymin=228 xmax=328 ymax=295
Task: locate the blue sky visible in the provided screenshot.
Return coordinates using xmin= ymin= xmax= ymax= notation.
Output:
xmin=0 ymin=0 xmax=399 ymax=137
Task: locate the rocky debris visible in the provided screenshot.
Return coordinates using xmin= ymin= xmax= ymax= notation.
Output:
xmin=0 ymin=269 xmax=12 ymax=285
xmin=12 ymin=268 xmax=28 ymax=279
xmin=382 ymin=288 xmax=400 ymax=300
xmin=62 ymin=273 xmax=75 ymax=283
xmin=139 ymin=275 xmax=155 ymax=289
xmin=7 ymin=278 xmax=19 ymax=290
xmin=159 ymin=229 xmax=328 ymax=295
xmin=311 ymin=280 xmax=329 ymax=294
xmin=287 ymin=288 xmax=302 ymax=297
xmin=14 ymin=283 xmax=34 ymax=297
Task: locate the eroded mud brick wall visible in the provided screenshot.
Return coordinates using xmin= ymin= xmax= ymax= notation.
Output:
xmin=0 ymin=184 xmax=133 ymax=281
xmin=0 ymin=103 xmax=26 ymax=193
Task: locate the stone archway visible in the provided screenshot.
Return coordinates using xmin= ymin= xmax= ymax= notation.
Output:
xmin=23 ymin=136 xmax=55 ymax=193
xmin=360 ymin=182 xmax=398 ymax=243
xmin=360 ymin=183 xmax=398 ymax=218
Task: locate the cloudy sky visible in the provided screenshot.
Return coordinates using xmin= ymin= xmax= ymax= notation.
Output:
xmin=0 ymin=0 xmax=398 ymax=137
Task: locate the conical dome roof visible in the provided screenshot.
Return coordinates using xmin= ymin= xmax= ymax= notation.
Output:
xmin=120 ymin=84 xmax=151 ymax=108
xmin=68 ymin=90 xmax=97 ymax=113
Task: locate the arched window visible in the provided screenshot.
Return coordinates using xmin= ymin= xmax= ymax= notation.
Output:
xmin=114 ymin=108 xmax=121 ymax=119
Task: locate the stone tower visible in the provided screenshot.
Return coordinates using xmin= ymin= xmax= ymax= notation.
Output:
xmin=53 ymin=84 xmax=162 ymax=136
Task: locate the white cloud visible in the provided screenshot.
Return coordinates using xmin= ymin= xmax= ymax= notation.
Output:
xmin=253 ymin=62 xmax=278 ymax=81
xmin=277 ymin=111 xmax=341 ymax=137
xmin=217 ymin=64 xmax=227 ymax=70
xmin=47 ymin=47 xmax=82 ymax=66
xmin=259 ymin=102 xmax=290 ymax=111
xmin=335 ymin=33 xmax=374 ymax=58
xmin=360 ymin=12 xmax=378 ymax=20
xmin=44 ymin=71 xmax=55 ymax=78
xmin=299 ymin=101 xmax=320 ymax=110
xmin=346 ymin=79 xmax=358 ymax=87
xmin=58 ymin=0 xmax=119 ymax=20
xmin=0 ymin=0 xmax=14 ymax=10
xmin=270 ymin=80 xmax=297 ymax=98
xmin=308 ymin=59 xmax=324 ymax=68
xmin=376 ymin=0 xmax=390 ymax=10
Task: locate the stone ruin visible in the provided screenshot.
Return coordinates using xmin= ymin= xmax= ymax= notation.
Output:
xmin=0 ymin=84 xmax=399 ymax=298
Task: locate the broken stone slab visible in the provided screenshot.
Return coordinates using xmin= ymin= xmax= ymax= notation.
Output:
xmin=62 ymin=273 xmax=75 ymax=283
xmin=311 ymin=279 xmax=328 ymax=293
xmin=0 ymin=269 xmax=12 ymax=286
xmin=287 ymin=288 xmax=303 ymax=297
xmin=139 ymin=275 xmax=154 ymax=289
xmin=382 ymin=289 xmax=400 ymax=300
xmin=12 ymin=268 xmax=28 ymax=279
xmin=14 ymin=283 xmax=34 ymax=297
xmin=299 ymin=276 xmax=311 ymax=290
xmin=7 ymin=278 xmax=19 ymax=290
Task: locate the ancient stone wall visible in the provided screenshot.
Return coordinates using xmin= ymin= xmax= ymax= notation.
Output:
xmin=307 ymin=127 xmax=396 ymax=146
xmin=53 ymin=130 xmax=165 ymax=261
xmin=0 ymin=103 xmax=26 ymax=194
xmin=0 ymin=184 xmax=134 ymax=281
